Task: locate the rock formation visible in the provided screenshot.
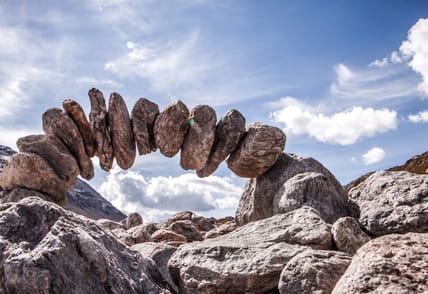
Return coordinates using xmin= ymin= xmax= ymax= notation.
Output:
xmin=131 ymin=97 xmax=159 ymax=155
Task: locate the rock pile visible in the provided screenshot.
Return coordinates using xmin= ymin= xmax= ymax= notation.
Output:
xmin=0 ymin=88 xmax=286 ymax=206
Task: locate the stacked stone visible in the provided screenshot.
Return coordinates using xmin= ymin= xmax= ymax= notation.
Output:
xmin=0 ymin=88 xmax=287 ymax=207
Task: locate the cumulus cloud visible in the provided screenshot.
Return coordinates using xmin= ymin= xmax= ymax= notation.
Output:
xmin=270 ymin=97 xmax=398 ymax=145
xmin=98 ymin=167 xmax=243 ymax=222
xmin=408 ymin=110 xmax=428 ymax=123
xmin=362 ymin=147 xmax=385 ymax=165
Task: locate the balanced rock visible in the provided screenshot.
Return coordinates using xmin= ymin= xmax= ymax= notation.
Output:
xmin=332 ymin=233 xmax=428 ymax=294
xmin=88 ymin=88 xmax=114 ymax=171
xmin=348 ymin=171 xmax=428 ymax=236
xmin=108 ymin=93 xmax=136 ymax=170
xmin=42 ymin=108 xmax=94 ymax=180
xmin=236 ymin=153 xmax=349 ymax=226
xmin=180 ymin=105 xmax=217 ymax=170
xmin=17 ymin=134 xmax=79 ymax=189
xmin=154 ymin=100 xmax=189 ymax=157
xmin=227 ymin=122 xmax=286 ymax=178
xmin=197 ymin=109 xmax=245 ymax=177
xmin=279 ymin=250 xmax=352 ymax=294
xmin=168 ymin=206 xmax=333 ymax=294
xmin=332 ymin=217 xmax=370 ymax=255
xmin=63 ymin=99 xmax=96 ymax=158
xmin=0 ymin=153 xmax=67 ymax=206
xmin=131 ymin=97 xmax=159 ymax=155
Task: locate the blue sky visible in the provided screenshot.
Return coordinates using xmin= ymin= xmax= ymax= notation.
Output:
xmin=1 ymin=0 xmax=428 ymax=221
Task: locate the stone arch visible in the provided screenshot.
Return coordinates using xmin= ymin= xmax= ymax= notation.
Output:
xmin=0 ymin=88 xmax=286 ymax=206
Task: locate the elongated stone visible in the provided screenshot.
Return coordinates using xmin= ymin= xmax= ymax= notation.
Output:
xmin=108 ymin=93 xmax=136 ymax=170
xmin=227 ymin=122 xmax=286 ymax=178
xmin=180 ymin=105 xmax=216 ymax=170
xmin=197 ymin=109 xmax=245 ymax=177
xmin=154 ymin=100 xmax=189 ymax=158
xmin=131 ymin=98 xmax=159 ymax=155
xmin=63 ymin=99 xmax=96 ymax=158
xmin=88 ymin=88 xmax=114 ymax=171
xmin=17 ymin=134 xmax=79 ymax=189
xmin=0 ymin=152 xmax=67 ymax=205
xmin=42 ymin=108 xmax=94 ymax=180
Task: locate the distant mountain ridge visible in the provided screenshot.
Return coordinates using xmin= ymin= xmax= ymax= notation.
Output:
xmin=0 ymin=144 xmax=125 ymax=221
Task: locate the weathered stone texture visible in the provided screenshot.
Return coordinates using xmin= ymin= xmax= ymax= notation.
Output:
xmin=131 ymin=97 xmax=159 ymax=155
xmin=331 ymin=217 xmax=371 ymax=255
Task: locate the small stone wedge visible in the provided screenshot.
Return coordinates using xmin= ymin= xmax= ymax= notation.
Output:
xmin=42 ymin=107 xmax=94 ymax=180
xmin=131 ymin=97 xmax=159 ymax=155
xmin=154 ymin=100 xmax=189 ymax=158
xmin=180 ymin=105 xmax=217 ymax=170
xmin=108 ymin=92 xmax=136 ymax=170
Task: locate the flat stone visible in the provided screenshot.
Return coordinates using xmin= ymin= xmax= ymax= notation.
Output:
xmin=332 ymin=233 xmax=428 ymax=294
xmin=227 ymin=122 xmax=286 ymax=178
xmin=332 ymin=217 xmax=371 ymax=255
xmin=63 ymin=99 xmax=96 ymax=158
xmin=279 ymin=250 xmax=352 ymax=294
xmin=197 ymin=109 xmax=245 ymax=177
xmin=42 ymin=108 xmax=94 ymax=180
xmin=151 ymin=229 xmax=188 ymax=243
xmin=17 ymin=135 xmax=79 ymax=189
xmin=348 ymin=171 xmax=428 ymax=236
xmin=108 ymin=92 xmax=136 ymax=170
xmin=131 ymin=97 xmax=159 ymax=155
xmin=154 ymin=100 xmax=189 ymax=158
xmin=88 ymin=88 xmax=114 ymax=171
xmin=180 ymin=105 xmax=216 ymax=170
xmin=0 ymin=153 xmax=67 ymax=205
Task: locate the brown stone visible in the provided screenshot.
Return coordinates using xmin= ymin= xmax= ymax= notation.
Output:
xmin=131 ymin=97 xmax=159 ymax=155
xmin=227 ymin=122 xmax=286 ymax=178
xmin=0 ymin=153 xmax=67 ymax=205
xmin=88 ymin=88 xmax=114 ymax=171
xmin=108 ymin=92 xmax=136 ymax=170
xmin=168 ymin=220 xmax=203 ymax=242
xmin=42 ymin=108 xmax=94 ymax=180
xmin=154 ymin=100 xmax=189 ymax=157
xmin=62 ymin=99 xmax=96 ymax=158
xmin=128 ymin=225 xmax=152 ymax=244
xmin=180 ymin=105 xmax=216 ymax=170
xmin=151 ymin=229 xmax=188 ymax=243
xmin=197 ymin=109 xmax=245 ymax=177
xmin=124 ymin=212 xmax=143 ymax=230
xmin=205 ymin=221 xmax=237 ymax=239
xmin=17 ymin=134 xmax=79 ymax=189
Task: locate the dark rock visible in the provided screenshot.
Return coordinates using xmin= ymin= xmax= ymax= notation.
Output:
xmin=131 ymin=97 xmax=160 ymax=155
xmin=17 ymin=134 xmax=79 ymax=189
xmin=279 ymin=250 xmax=352 ymax=294
xmin=272 ymin=171 xmax=350 ymax=224
xmin=63 ymin=99 xmax=96 ymax=158
xmin=180 ymin=105 xmax=216 ymax=170
xmin=0 ymin=197 xmax=171 ymax=293
xmin=0 ymin=153 xmax=67 ymax=206
xmin=151 ymin=229 xmax=188 ymax=243
xmin=154 ymin=100 xmax=189 ymax=157
xmin=332 ymin=233 xmax=428 ymax=294
xmin=132 ymin=242 xmax=179 ymax=293
xmin=348 ymin=171 xmax=428 ymax=236
xmin=88 ymin=88 xmax=114 ymax=171
xmin=108 ymin=92 xmax=136 ymax=170
xmin=42 ymin=107 xmax=94 ymax=180
xmin=168 ymin=220 xmax=203 ymax=242
xmin=197 ymin=109 xmax=245 ymax=177
xmin=236 ymin=153 xmax=348 ymax=226
xmin=125 ymin=212 xmax=144 ymax=229
xmin=331 ymin=217 xmax=370 ymax=255
xmin=0 ymin=188 xmax=51 ymax=204
xmin=168 ymin=206 xmax=332 ymax=294
xmin=227 ymin=122 xmax=286 ymax=178
xmin=205 ymin=220 xmax=237 ymax=239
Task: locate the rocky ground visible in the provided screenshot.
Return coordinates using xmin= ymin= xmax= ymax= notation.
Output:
xmin=0 ymin=91 xmax=427 ymax=293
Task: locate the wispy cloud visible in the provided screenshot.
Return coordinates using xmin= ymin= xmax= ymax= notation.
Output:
xmin=362 ymin=147 xmax=385 ymax=165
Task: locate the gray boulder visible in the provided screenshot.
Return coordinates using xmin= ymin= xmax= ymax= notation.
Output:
xmin=348 ymin=171 xmax=428 ymax=236
xmin=332 ymin=232 xmax=428 ymax=294
xmin=279 ymin=250 xmax=352 ymax=294
xmin=236 ymin=153 xmax=349 ymax=226
xmin=0 ymin=197 xmax=171 ymax=293
xmin=331 ymin=217 xmax=370 ymax=255
xmin=168 ymin=206 xmax=332 ymax=294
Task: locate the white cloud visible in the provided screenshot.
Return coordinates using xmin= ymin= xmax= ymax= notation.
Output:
xmin=98 ymin=167 xmax=242 ymax=222
xmin=400 ymin=18 xmax=428 ymax=95
xmin=362 ymin=147 xmax=385 ymax=165
xmin=408 ymin=110 xmax=428 ymax=123
xmin=270 ymin=97 xmax=398 ymax=145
